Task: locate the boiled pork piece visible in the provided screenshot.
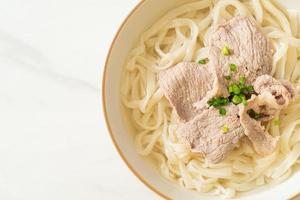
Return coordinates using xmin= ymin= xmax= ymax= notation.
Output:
xmin=177 ymin=105 xmax=244 ymax=163
xmin=238 ymin=75 xmax=295 ymax=155
xmin=249 ymin=75 xmax=296 ymax=121
xmin=239 ymin=97 xmax=278 ymax=155
xmin=254 ymin=75 xmax=295 ymax=108
xmin=208 ymin=16 xmax=273 ymax=85
xmin=159 ymin=62 xmax=216 ymax=122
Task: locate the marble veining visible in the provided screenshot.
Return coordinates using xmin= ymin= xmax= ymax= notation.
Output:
xmin=0 ymin=0 xmax=158 ymax=199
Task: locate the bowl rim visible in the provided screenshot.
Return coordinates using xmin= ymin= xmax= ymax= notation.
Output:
xmin=101 ymin=1 xmax=300 ymax=199
xmin=102 ymin=0 xmax=171 ymax=199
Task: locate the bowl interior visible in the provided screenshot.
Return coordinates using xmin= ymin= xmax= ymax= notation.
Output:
xmin=103 ymin=0 xmax=300 ymax=199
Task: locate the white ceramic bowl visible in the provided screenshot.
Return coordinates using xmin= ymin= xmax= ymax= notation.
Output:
xmin=103 ymin=0 xmax=300 ymax=199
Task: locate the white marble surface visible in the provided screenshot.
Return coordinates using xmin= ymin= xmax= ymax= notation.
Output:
xmin=0 ymin=0 xmax=159 ymax=199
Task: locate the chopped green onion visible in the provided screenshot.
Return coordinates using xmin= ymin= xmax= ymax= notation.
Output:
xmin=212 ymin=100 xmax=220 ymax=107
xmin=220 ymin=98 xmax=229 ymax=105
xmin=228 ymin=85 xmax=234 ymax=93
xmin=239 ymin=94 xmax=246 ymax=99
xmin=232 ymin=95 xmax=242 ymax=105
xmin=207 ymin=99 xmax=215 ymax=106
xmin=230 ymin=64 xmax=237 ymax=72
xmin=274 ymin=119 xmax=280 ymax=126
xmin=224 ymin=75 xmax=231 ymax=80
xmin=222 ymin=126 xmax=229 ymax=133
xmin=240 ymin=86 xmax=247 ymax=94
xmin=247 ymin=109 xmax=262 ymax=120
xmin=219 ymin=108 xmax=226 ymax=116
xmin=198 ymin=58 xmax=208 ymax=64
xmin=241 ymin=95 xmax=248 ymax=106
xmin=239 ymin=94 xmax=247 ymax=106
xmin=239 ymin=76 xmax=246 ymax=84
xmin=208 ymin=97 xmax=229 ymax=107
xmin=229 ymin=84 xmax=241 ymax=95
xmin=222 ymin=46 xmax=231 ymax=56
xmin=246 ymin=85 xmax=254 ymax=93
xmin=239 ymin=84 xmax=254 ymax=95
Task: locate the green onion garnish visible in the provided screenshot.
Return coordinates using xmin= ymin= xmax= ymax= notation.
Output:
xmin=224 ymin=75 xmax=231 ymax=80
xmin=208 ymin=97 xmax=229 ymax=107
xmin=229 ymin=84 xmax=241 ymax=95
xmin=247 ymin=109 xmax=262 ymax=120
xmin=230 ymin=64 xmax=237 ymax=72
xmin=219 ymin=108 xmax=226 ymax=116
xmin=210 ymin=77 xmax=254 ymax=107
xmin=198 ymin=58 xmax=208 ymax=64
xmin=222 ymin=46 xmax=231 ymax=56
xmin=274 ymin=119 xmax=280 ymax=126
xmin=241 ymin=95 xmax=248 ymax=106
xmin=232 ymin=95 xmax=242 ymax=105
xmin=222 ymin=126 xmax=229 ymax=133
xmin=239 ymin=76 xmax=246 ymax=84
xmin=246 ymin=85 xmax=254 ymax=93
xmin=240 ymin=84 xmax=254 ymax=95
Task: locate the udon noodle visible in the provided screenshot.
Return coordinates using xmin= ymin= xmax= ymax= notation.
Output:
xmin=121 ymin=0 xmax=300 ymax=198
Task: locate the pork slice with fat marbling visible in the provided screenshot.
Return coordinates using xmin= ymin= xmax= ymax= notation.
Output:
xmin=254 ymin=74 xmax=295 ymax=108
xmin=239 ymin=75 xmax=295 ymax=155
xmin=208 ymin=16 xmax=273 ymax=85
xmin=239 ymin=97 xmax=279 ymax=156
xmin=238 ymin=75 xmax=295 ymax=155
xmin=177 ymin=105 xmax=244 ymax=163
xmin=159 ymin=62 xmax=215 ymax=122
xmin=248 ymin=75 xmax=296 ymax=121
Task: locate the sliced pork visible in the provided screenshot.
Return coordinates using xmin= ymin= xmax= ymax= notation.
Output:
xmin=208 ymin=16 xmax=273 ymax=85
xmin=239 ymin=97 xmax=278 ymax=155
xmin=243 ymin=75 xmax=295 ymax=122
xmin=254 ymin=75 xmax=295 ymax=107
xmin=238 ymin=75 xmax=295 ymax=155
xmin=159 ymin=62 xmax=215 ymax=121
xmin=177 ymin=105 xmax=244 ymax=163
